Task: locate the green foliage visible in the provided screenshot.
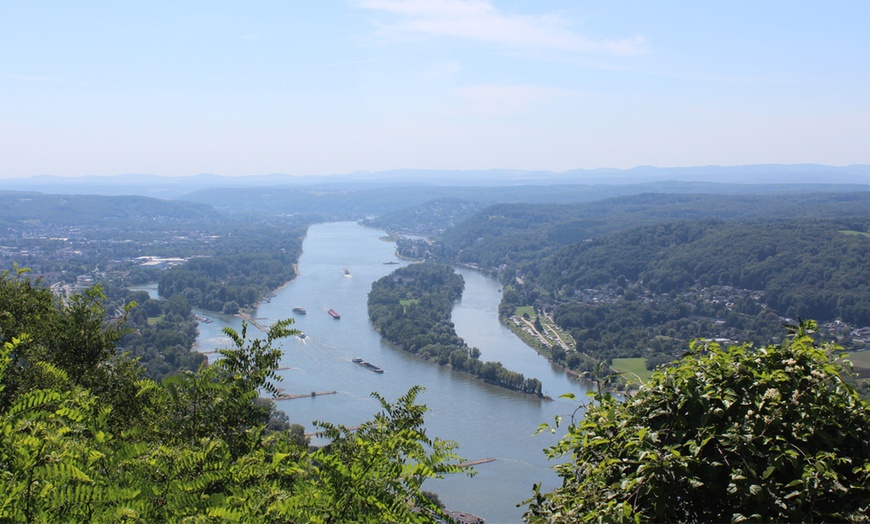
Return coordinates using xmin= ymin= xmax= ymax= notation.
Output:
xmin=109 ymin=286 xmax=205 ymax=382
xmin=0 ymin=267 xmax=134 ymax=430
xmin=440 ymin=192 xmax=870 ymax=269
xmin=0 ymin=271 xmax=464 ymax=523
xmin=525 ymin=321 xmax=870 ymax=523
xmin=158 ymin=249 xmax=298 ymax=312
xmin=292 ymin=386 xmax=467 ymax=523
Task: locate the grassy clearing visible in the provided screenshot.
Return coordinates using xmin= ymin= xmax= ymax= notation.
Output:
xmin=146 ymin=314 xmax=164 ymax=326
xmin=400 ymin=298 xmax=419 ymax=313
xmin=840 ymin=230 xmax=870 ymax=238
xmin=514 ymin=305 xmax=536 ymax=318
xmin=611 ymin=357 xmax=654 ymax=385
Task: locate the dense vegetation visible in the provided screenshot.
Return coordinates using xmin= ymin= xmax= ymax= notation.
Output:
xmin=486 ymin=216 xmax=870 ymax=381
xmin=158 ymin=251 xmax=297 ymax=313
xmin=181 ymin=180 xmax=868 ymax=222
xmin=536 ymin=219 xmax=870 ymax=322
xmin=525 ymin=322 xmax=870 ymax=523
xmin=0 ymin=268 xmax=466 ymax=522
xmin=157 ymin=222 xmax=305 ymax=313
xmin=110 ymin=286 xmax=205 ymax=381
xmin=439 ymin=192 xmax=870 ymax=269
xmin=362 ymin=198 xmax=483 ymax=236
xmin=0 ymin=191 xmax=223 ymax=228
xmin=368 ymin=263 xmax=542 ymax=395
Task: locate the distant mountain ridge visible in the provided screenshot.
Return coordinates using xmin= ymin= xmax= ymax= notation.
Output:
xmin=1 ymin=164 xmax=868 ymax=197
xmin=0 ymin=192 xmax=224 ymax=227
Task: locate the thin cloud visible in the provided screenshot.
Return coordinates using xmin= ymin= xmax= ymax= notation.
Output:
xmin=2 ymin=72 xmax=52 ymax=82
xmin=419 ymin=60 xmax=462 ymax=80
xmin=326 ymin=58 xmax=385 ymax=67
xmin=450 ymin=84 xmax=586 ymax=116
xmin=356 ymin=0 xmax=646 ymax=56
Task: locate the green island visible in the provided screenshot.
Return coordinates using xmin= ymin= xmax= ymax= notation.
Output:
xmin=368 ymin=262 xmax=543 ymax=396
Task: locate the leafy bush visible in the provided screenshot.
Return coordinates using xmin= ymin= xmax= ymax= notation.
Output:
xmin=526 ymin=321 xmax=870 ymax=523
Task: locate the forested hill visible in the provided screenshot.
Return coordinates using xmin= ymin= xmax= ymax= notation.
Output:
xmin=502 ymin=218 xmax=870 ymax=370
xmin=440 ymin=192 xmax=870 ymax=268
xmin=535 ymin=219 xmax=870 ymax=324
xmin=361 ymin=198 xmax=483 ymax=236
xmin=0 ymin=191 xmax=223 ymax=227
xmin=177 ymin=181 xmax=868 ymax=219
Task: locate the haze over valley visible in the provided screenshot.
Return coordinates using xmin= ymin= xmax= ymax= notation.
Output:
xmin=3 ymin=1 xmax=870 ymax=521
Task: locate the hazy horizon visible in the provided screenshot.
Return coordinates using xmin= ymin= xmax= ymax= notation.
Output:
xmin=2 ymin=1 xmax=868 ymax=179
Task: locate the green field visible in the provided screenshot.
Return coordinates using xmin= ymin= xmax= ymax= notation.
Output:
xmin=399 ymin=298 xmax=419 ymax=312
xmin=840 ymin=229 xmax=870 ymax=238
xmin=147 ymin=314 xmax=164 ymax=326
xmin=514 ymin=305 xmax=536 ymax=318
xmin=611 ymin=357 xmax=654 ymax=385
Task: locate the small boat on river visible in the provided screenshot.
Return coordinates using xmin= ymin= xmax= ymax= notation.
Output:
xmin=352 ymin=357 xmax=384 ymax=373
xmin=293 ymin=306 xmax=307 ymax=314
xmin=328 ymin=309 xmax=341 ymax=319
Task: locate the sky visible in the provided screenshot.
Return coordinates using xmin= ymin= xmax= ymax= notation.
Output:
xmin=1 ymin=0 xmax=869 ymax=178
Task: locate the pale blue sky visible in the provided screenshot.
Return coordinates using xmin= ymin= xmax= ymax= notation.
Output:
xmin=1 ymin=1 xmax=868 ymax=178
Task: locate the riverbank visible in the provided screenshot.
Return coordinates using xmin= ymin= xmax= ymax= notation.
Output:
xmin=500 ymin=310 xmax=638 ymax=393
xmin=237 ymin=261 xmax=301 ymax=331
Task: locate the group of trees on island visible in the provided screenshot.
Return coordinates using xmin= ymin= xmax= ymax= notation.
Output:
xmin=368 ymin=262 xmax=543 ymax=396
xmin=154 ymin=222 xmax=305 ymax=314
xmin=159 ymin=251 xmax=297 ymax=314
xmin=3 ymin=267 xmax=869 ymax=522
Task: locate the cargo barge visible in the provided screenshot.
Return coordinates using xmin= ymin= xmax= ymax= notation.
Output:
xmin=352 ymin=357 xmax=384 ymax=373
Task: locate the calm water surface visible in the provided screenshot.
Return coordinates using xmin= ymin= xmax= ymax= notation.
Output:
xmin=139 ymin=222 xmax=590 ymax=523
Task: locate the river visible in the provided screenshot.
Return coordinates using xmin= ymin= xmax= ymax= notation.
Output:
xmin=137 ymin=221 xmax=590 ymax=523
